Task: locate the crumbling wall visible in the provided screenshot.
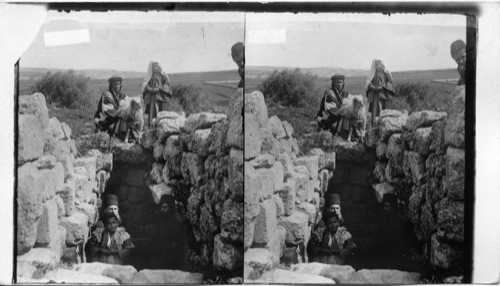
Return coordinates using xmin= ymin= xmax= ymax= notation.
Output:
xmin=366 ymin=85 xmax=466 ymax=275
xmin=243 ymin=91 xmax=336 ymax=280
xmin=17 ymin=93 xmax=112 ymax=279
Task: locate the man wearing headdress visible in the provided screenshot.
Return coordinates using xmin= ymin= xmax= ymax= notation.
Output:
xmin=366 ymin=59 xmax=395 ymax=124
xmin=94 ymin=75 xmax=127 ymax=135
xmin=450 ymin=39 xmax=466 ymax=86
xmin=142 ymin=61 xmax=171 ymax=128
xmin=317 ymin=74 xmax=351 ymax=136
xmin=231 ymin=42 xmax=245 ymax=89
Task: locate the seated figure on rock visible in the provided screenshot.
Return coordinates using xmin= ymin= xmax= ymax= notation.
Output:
xmin=89 ymin=212 xmax=135 ymax=265
xmin=317 ymin=74 xmax=351 ymax=137
xmin=94 ymin=75 xmax=127 ymax=136
xmin=311 ymin=212 xmax=356 ymax=265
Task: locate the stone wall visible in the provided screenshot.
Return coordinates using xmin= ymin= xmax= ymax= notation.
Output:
xmin=17 ymin=93 xmax=112 ymax=279
xmin=366 ymin=85 xmax=466 ymax=275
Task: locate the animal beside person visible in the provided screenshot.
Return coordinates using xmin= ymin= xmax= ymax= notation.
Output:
xmin=336 ymin=94 xmax=367 ymax=143
xmin=117 ymin=96 xmax=144 ymax=144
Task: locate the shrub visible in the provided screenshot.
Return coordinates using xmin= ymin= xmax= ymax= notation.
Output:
xmin=389 ymin=82 xmax=439 ymax=113
xmin=258 ymin=68 xmax=318 ymax=107
xmin=32 ymin=70 xmax=93 ymax=109
xmin=170 ymin=83 xmax=212 ymax=116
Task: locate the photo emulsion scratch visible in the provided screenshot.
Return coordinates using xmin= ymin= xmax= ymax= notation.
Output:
xmin=16 ymin=10 xmax=244 ymax=284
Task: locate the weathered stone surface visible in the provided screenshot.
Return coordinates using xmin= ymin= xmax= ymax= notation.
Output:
xmin=244 ymin=218 xmax=256 ymax=249
xmin=17 ymin=163 xmax=44 ymax=254
xmin=226 ymin=111 xmax=243 ymax=150
xmin=47 ymin=117 xmax=65 ymax=140
xmin=19 ymin=93 xmax=49 ymax=128
xmin=429 ymin=119 xmax=447 ymax=153
xmin=245 ymin=91 xmax=268 ymax=127
xmin=17 ymin=247 xmax=58 ymax=277
xmin=141 ymin=129 xmax=157 ymax=149
xmin=271 ymin=161 xmax=284 ymax=192
xmin=163 ymin=135 xmax=182 ymax=177
xmin=297 ymin=202 xmax=317 ymax=225
xmin=376 ymin=141 xmax=387 ymax=160
xmin=267 ymin=115 xmax=286 ymax=139
xmin=426 ymin=153 xmax=446 ymax=178
xmin=277 ymin=152 xmax=294 ymax=179
xmin=181 ymin=152 xmax=204 ymax=187
xmin=75 ymin=202 xmax=97 ymax=225
xmin=182 ymin=112 xmax=226 ymax=134
xmin=403 ymin=151 xmax=426 ymax=186
xmin=386 ymin=133 xmax=404 ymax=160
xmin=60 ymin=122 xmax=72 ymax=139
xmin=408 ymin=185 xmax=425 ymax=225
xmin=212 ymin=234 xmax=243 ymax=272
xmin=385 ymin=156 xmax=404 ymax=182
xmin=260 ymin=128 xmax=281 ymax=158
xmin=244 ymin=113 xmax=262 ymax=160
xmin=153 ymin=141 xmax=165 ymax=161
xmin=278 ymin=211 xmax=309 ymax=245
xmin=265 ymin=226 xmax=287 ymax=264
xmin=430 ymin=233 xmax=464 ymax=270
xmin=254 ymin=199 xmax=277 ymax=244
xmin=445 ymin=147 xmax=465 ymax=201
xmin=280 ymin=179 xmax=296 ymax=216
xmin=60 ymin=179 xmax=76 ymax=216
xmin=378 ymin=110 xmax=409 ymax=141
xmin=199 ymin=205 xmax=218 ymax=242
xmin=412 ymin=127 xmax=433 ymax=155
xmin=444 ymin=112 xmax=465 ymax=148
xmin=254 ymin=167 xmax=276 ymax=200
xmin=36 ymin=198 xmax=58 ymax=244
xmin=55 ymin=195 xmax=65 ymax=218
xmin=436 ymin=198 xmax=464 ymax=242
xmin=249 ymin=154 xmax=275 ymax=169
xmin=60 ymin=212 xmax=89 ymax=246
xmin=187 ymin=187 xmax=203 ymax=226
xmin=73 ymin=262 xmax=137 ymax=284
xmin=244 ymin=248 xmax=275 ymax=279
xmin=48 ymin=226 xmax=67 ymax=258
xmin=293 ymin=171 xmax=310 ymax=203
xmin=111 ymin=141 xmax=152 ymax=164
xmin=86 ymin=149 xmax=102 ymax=171
xmin=150 ymin=162 xmax=164 ymax=184
xmin=44 ymin=269 xmax=119 ymax=284
xmin=404 ymin=110 xmax=447 ymax=131
xmin=149 ymin=182 xmax=172 ymax=205
xmin=350 ymin=269 xmax=420 ymax=284
xmin=220 ymin=199 xmax=243 ymax=243
xmin=73 ymin=169 xmax=90 ymax=203
xmin=291 ymin=262 xmax=355 ymax=283
xmin=57 ymin=153 xmax=75 ymax=180
xmin=282 ymin=120 xmax=294 ymax=138
xmin=373 ymin=161 xmax=386 ymax=183
xmin=294 ymin=155 xmax=319 ymax=181
xmin=245 ymin=164 xmax=261 ymax=221
xmin=18 ymin=114 xmax=45 ymax=164
xmin=253 ymin=269 xmax=336 ymax=284
xmin=102 ymin=153 xmax=113 ymax=172
xmin=156 ymin=111 xmax=187 ymax=142
xmin=16 ymin=261 xmax=37 ymax=279
xmin=372 ymin=182 xmax=394 ymax=203
xmin=75 ymin=156 xmax=97 ymax=184
xmin=272 ymin=195 xmax=285 ymax=218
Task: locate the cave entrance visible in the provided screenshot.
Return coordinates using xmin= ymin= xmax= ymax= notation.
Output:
xmin=88 ymin=160 xmax=193 ymax=271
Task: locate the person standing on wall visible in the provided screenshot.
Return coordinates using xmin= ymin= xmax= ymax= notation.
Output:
xmin=366 ymin=59 xmax=395 ymax=124
xmin=142 ymin=61 xmax=171 ymax=128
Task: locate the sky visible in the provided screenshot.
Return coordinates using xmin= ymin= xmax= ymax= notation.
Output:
xmin=246 ymin=13 xmax=467 ymax=71
xmin=20 ymin=11 xmax=245 ymax=73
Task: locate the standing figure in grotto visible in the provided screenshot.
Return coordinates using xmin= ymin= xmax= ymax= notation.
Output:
xmin=89 ymin=212 xmax=135 ymax=265
xmin=152 ymin=194 xmax=185 ymax=270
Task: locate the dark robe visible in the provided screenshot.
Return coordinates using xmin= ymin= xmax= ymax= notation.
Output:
xmin=89 ymin=227 xmax=134 ymax=265
xmin=366 ymin=70 xmax=395 ymax=120
xmin=317 ymin=88 xmax=350 ymax=134
xmin=154 ymin=212 xmax=185 ymax=270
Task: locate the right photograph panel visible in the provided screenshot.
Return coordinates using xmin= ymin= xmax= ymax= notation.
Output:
xmin=244 ymin=12 xmax=469 ymax=284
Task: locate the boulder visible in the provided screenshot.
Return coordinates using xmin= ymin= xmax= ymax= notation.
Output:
xmin=150 ymin=162 xmax=165 ymax=184
xmin=378 ymin=110 xmax=409 ymax=141
xmin=249 ymin=154 xmax=276 ymax=169
xmin=372 ymin=182 xmax=394 ymax=203
xmin=156 ymin=111 xmax=187 ymax=142
xmin=376 ymin=141 xmax=387 ymax=160
xmin=294 ymin=155 xmax=319 ymax=181
xmin=260 ymin=128 xmax=281 ymax=158
xmin=444 ymin=111 xmax=465 ymax=149
xmin=445 ymin=147 xmax=465 ymax=200
xmin=73 ymin=168 xmax=90 ymax=203
xmin=182 ymin=112 xmax=226 ymax=134
xmin=58 ymin=153 xmax=75 ymax=180
xmin=408 ymin=185 xmax=425 ymax=225
xmin=34 ymin=154 xmax=57 ymax=169
xmin=141 ymin=128 xmax=157 ymax=149
xmin=86 ymin=149 xmax=103 ymax=171
xmin=75 ymin=202 xmax=97 ymax=225
xmin=253 ymin=269 xmax=336 ymax=284
xmin=271 ymin=161 xmax=285 ymax=192
xmin=212 ymin=234 xmax=243 ymax=271
xmin=60 ymin=212 xmax=89 ymax=246
xmin=350 ymin=269 xmax=420 ymax=284
xmin=403 ymin=151 xmax=426 ymax=186
xmin=18 ymin=114 xmax=45 ymax=164
xmin=292 ymin=171 xmax=310 ymax=203
xmin=430 ymin=233 xmax=464 ymax=270
xmin=244 ymin=218 xmax=256 ymax=249
xmin=111 ymin=141 xmax=152 ymax=164
xmin=60 ymin=179 xmax=76 ymax=216
xmin=244 ymin=248 xmax=275 ymax=279
xmin=44 ymin=269 xmax=119 ymax=284
xmin=72 ymin=262 xmax=137 ymax=284
xmin=277 ymin=152 xmax=294 ymax=179
xmin=163 ymin=135 xmax=182 ymax=177
xmin=149 ymin=182 xmax=172 ymax=205
xmin=386 ymin=133 xmax=404 ymax=160
xmin=429 ymin=119 xmax=447 ymax=153
xmin=36 ymin=198 xmax=59 ymax=244
xmin=48 ymin=226 xmax=67 ymax=258
xmin=47 ymin=117 xmax=65 ymax=139
xmin=125 ymin=269 xmax=203 ymax=284
xmin=55 ymin=195 xmax=65 ymax=218
xmin=404 ymin=110 xmax=447 ymax=131
xmin=153 ymin=141 xmax=165 ymax=161
xmin=187 ymin=187 xmax=203 ymax=226
xmin=267 ymin=115 xmax=286 ymax=139
xmin=17 ymin=163 xmax=44 ymax=254
xmin=373 ymin=161 xmax=387 ymax=182
xmin=272 ymin=195 xmax=285 ymax=218
xmin=411 ymin=127 xmax=432 ymax=155
xmin=291 ymin=262 xmax=355 ymax=283
xmin=180 ymin=152 xmax=205 ymax=187
xmin=385 ymin=155 xmax=405 ymax=182
xmin=279 ymin=179 xmax=297 ymax=216
xmin=19 ymin=93 xmax=49 ymax=128
xmin=244 ymin=164 xmax=261 ymax=221
xmin=198 ymin=205 xmax=218 ymax=242
xmin=265 ymin=226 xmax=287 ymax=263
xmin=282 ymin=120 xmax=294 ymax=138
xmin=17 ymin=247 xmax=58 ymax=278
xmin=220 ymin=199 xmax=243 ymax=243
xmin=244 ymin=113 xmax=262 ymax=160
xmin=75 ymin=156 xmax=97 ymax=184
xmin=245 ymin=91 xmax=268 ymax=127
xmin=297 ymin=202 xmax=317 ymax=225
xmin=419 ymin=201 xmax=436 ymax=241
xmin=278 ymin=211 xmax=309 ymax=245
xmin=226 ymin=111 xmax=243 ymax=150
xmin=254 ymin=198 xmax=278 ymax=244
xmin=435 ymin=198 xmax=464 ymax=242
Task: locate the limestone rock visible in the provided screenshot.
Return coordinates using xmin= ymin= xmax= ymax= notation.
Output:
xmin=244 ymin=113 xmax=262 ymax=160
xmin=150 ymin=162 xmax=164 ymax=184
xmin=404 ymin=110 xmax=447 ymax=131
xmin=55 ymin=195 xmax=65 ymax=218
xmin=57 ymin=153 xmax=75 ymax=180
xmin=187 ymin=187 xmax=203 ymax=226
xmin=253 ymin=269 xmax=336 ymax=284
xmin=18 ymin=114 xmax=45 ymax=164
xmin=378 ymin=110 xmax=409 ymax=141
xmin=273 ymin=195 xmax=285 ymax=218
xmin=293 ymin=171 xmax=310 ymax=203
xmin=226 ymin=111 xmax=243 ymax=150
xmin=44 ymin=269 xmax=119 ymax=284
xmin=141 ymin=129 xmax=157 ymax=149
xmin=36 ymin=198 xmax=59 ymax=244
xmin=280 ymin=179 xmax=296 ymax=216
xmin=254 ymin=198 xmax=278 ymax=244
xmin=277 ymin=152 xmax=294 ymax=179
xmin=163 ymin=135 xmax=182 ymax=177
xmin=86 ymin=149 xmax=103 ymax=170
xmin=271 ymin=161 xmax=284 ymax=192
xmin=403 ymin=151 xmax=426 ymax=186
xmin=260 ymin=128 xmax=281 ymax=158
xmin=185 ymin=128 xmax=211 ymax=156
xmin=244 ymin=218 xmax=256 ymax=249
xmin=199 ymin=205 xmax=218 ymax=242
xmin=386 ymin=133 xmax=404 ymax=160
xmin=445 ymin=147 xmax=465 ymax=201
xmin=408 ymin=185 xmax=425 ymax=225
xmin=244 ymin=164 xmax=261 ymax=220
xmin=282 ymin=120 xmax=294 ymax=138
xmin=60 ymin=179 xmax=76 ymax=216
xmin=350 ymin=269 xmax=420 ymax=284
xmin=376 ymin=141 xmax=387 ymax=160
xmin=430 ymin=233 xmax=464 ymax=270
xmin=60 ymin=212 xmax=89 ymax=246
xmin=436 ymin=198 xmax=464 ymax=242
xmin=372 ymin=182 xmax=394 ymax=203
xmin=17 ymin=248 xmax=58 ymax=278
xmin=182 ymin=112 xmax=226 ymax=134
xmin=267 ymin=115 xmax=286 ymax=139
xmin=212 ymin=234 xmax=243 ymax=272
xmin=265 ymin=226 xmax=287 ymax=263
xmin=220 ymin=199 xmax=243 ymax=243
xmin=75 ymin=202 xmax=97 ymax=225
xmin=373 ymin=161 xmax=387 ymax=183
xmin=278 ymin=211 xmax=309 ymax=245
xmin=48 ymin=226 xmax=67 ymax=258
xmin=297 ymin=202 xmax=317 ymax=225
xmin=73 ymin=168 xmax=90 ymax=203
xmin=294 ymin=155 xmax=319 ymax=181
xmin=18 ymin=93 xmax=49 ymax=128
xmin=111 ymin=141 xmax=152 ymax=164
xmin=419 ymin=201 xmax=436 ymax=241
xmin=291 ymin=262 xmax=355 ymax=283
xmin=244 ymin=248 xmax=275 ymax=279
xmin=245 ymin=91 xmax=268 ymax=127
xmin=444 ymin=111 xmax=465 ymax=149
xmin=429 ymin=119 xmax=447 ymax=153
xmin=47 ymin=117 xmax=64 ymax=140
xmin=149 ymin=182 xmax=172 ymax=205
xmin=153 ymin=141 xmax=165 ymax=161
xmin=75 ymin=156 xmax=97 ymax=185
xmin=73 ymin=262 xmax=137 ymax=284
xmin=249 ymin=154 xmax=276 ymax=169
xmin=156 ymin=111 xmax=187 ymax=142
xmin=181 ymin=152 xmax=205 ymax=187
xmin=17 ymin=163 xmax=44 ymax=254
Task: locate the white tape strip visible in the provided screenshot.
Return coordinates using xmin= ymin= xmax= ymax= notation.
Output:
xmin=43 ymin=29 xmax=90 ymax=47
xmin=248 ymin=29 xmax=286 ymax=44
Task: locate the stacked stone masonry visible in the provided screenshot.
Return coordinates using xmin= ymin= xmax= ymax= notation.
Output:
xmin=17 ymin=93 xmax=112 ymax=280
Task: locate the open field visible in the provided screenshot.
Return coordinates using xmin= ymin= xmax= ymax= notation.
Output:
xmin=19 ymin=68 xmax=240 ymax=137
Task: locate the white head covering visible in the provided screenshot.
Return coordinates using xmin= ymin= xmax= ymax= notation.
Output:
xmin=365 ymin=59 xmax=391 ymax=90
xmin=142 ymin=61 xmax=168 ymax=93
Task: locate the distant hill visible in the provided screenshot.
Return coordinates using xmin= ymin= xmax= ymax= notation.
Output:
xmin=246 ymin=66 xmax=369 ymax=79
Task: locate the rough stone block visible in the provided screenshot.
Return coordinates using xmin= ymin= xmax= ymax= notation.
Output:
xmin=404 ymin=110 xmax=447 ymax=131
xmin=436 ymin=198 xmax=464 ymax=242
xmin=18 ymin=114 xmax=45 ymax=164
xmin=430 ymin=233 xmax=464 ymax=270
xmin=280 ymin=179 xmax=296 ymax=216
xmin=36 ymin=198 xmax=59 ymax=244
xmin=47 ymin=117 xmax=65 ymax=140
xmin=403 ymin=151 xmax=426 ymax=186
xmin=373 ymin=161 xmax=387 ymax=183
xmin=444 ymin=111 xmax=465 ymax=149
xmin=265 ymin=226 xmax=287 ymax=264
xmin=73 ymin=170 xmax=90 ymax=203
xmin=17 ymin=247 xmax=58 ymax=277
xmin=220 ymin=199 xmax=243 ymax=243
xmin=419 ymin=202 xmax=436 ymax=242
xmin=372 ymin=182 xmax=394 ymax=203
xmin=226 ymin=112 xmax=243 ymax=150
xmin=267 ymin=115 xmax=287 ymax=139
xmin=408 ymin=185 xmax=425 ymax=225
xmin=272 ymin=195 xmax=285 ymax=218
xmin=245 ymin=164 xmax=261 ymax=221
xmin=58 ymin=153 xmax=75 ymax=180
xmin=297 ymin=202 xmax=317 ymax=225
xmin=278 ymin=211 xmax=309 ymax=245
xmin=17 ymin=163 xmax=44 ymax=254
xmin=445 ymin=147 xmax=465 ymax=201
xmin=291 ymin=262 xmax=356 ymax=283
xmin=244 ymin=113 xmax=262 ymax=160
xmin=250 ymin=154 xmax=276 ymax=169
xmin=244 ymin=248 xmax=275 ymax=279
xmin=260 ymin=128 xmax=281 ymax=158
xmin=163 ymin=135 xmax=182 ymax=177
xmin=150 ymin=162 xmax=164 ymax=184
xmin=48 ymin=226 xmax=67 ymax=258
xmin=73 ymin=262 xmax=137 ymax=284
xmin=44 ymin=269 xmax=119 ymax=284
xmin=277 ymin=152 xmax=294 ymax=179
xmin=149 ymin=182 xmax=172 ymax=205
xmin=156 ymin=111 xmax=187 ymax=142
xmin=378 ymin=110 xmax=409 ymax=141
xmin=182 ymin=112 xmax=226 ymax=134
xmin=282 ymin=120 xmax=294 ymax=138
xmin=294 ymin=155 xmax=319 ymax=181
xmin=212 ymin=234 xmax=243 ymax=272
xmin=75 ymin=202 xmax=97 ymax=225
xmin=60 ymin=179 xmax=76 ymax=216
xmin=254 ymin=198 xmax=278 ymax=244
xmin=293 ymin=172 xmax=311 ymax=203
xmin=244 ymin=218 xmax=256 ymax=249
xmin=386 ymin=133 xmax=404 ymax=160
xmin=60 ymin=212 xmax=89 ymax=246
xmin=153 ymin=141 xmax=165 ymax=161
xmin=376 ymin=141 xmax=387 ymax=160
xmin=181 ymin=152 xmax=205 ymax=187
xmin=245 ymin=91 xmax=268 ymax=127
xmin=412 ymin=127 xmax=432 ymax=155
xmin=19 ymin=93 xmax=50 ymax=128
xmin=270 ymin=161 xmax=284 ymax=192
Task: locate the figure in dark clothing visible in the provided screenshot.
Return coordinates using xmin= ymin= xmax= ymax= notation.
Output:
xmin=231 ymin=42 xmax=245 ymax=89
xmin=450 ymin=39 xmax=466 ymax=86
xmin=153 ymin=195 xmax=185 ymax=270
xmin=365 ymin=59 xmax=395 ymax=124
xmin=317 ymin=74 xmax=350 ymax=135
xmin=94 ymin=75 xmax=126 ymax=135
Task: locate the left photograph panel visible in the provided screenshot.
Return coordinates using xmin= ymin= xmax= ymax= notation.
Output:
xmin=16 ymin=10 xmax=244 ymax=284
